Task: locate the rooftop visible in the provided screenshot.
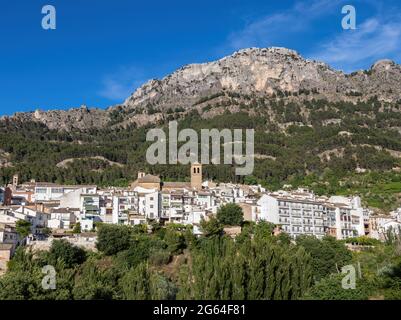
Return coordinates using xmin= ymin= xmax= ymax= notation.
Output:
xmin=35 ymin=182 xmax=97 ymax=189
xmin=137 ymin=174 xmax=161 ymax=184
xmin=162 ymin=182 xmax=191 ymax=189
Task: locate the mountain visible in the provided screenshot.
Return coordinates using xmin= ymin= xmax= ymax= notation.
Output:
xmin=123 ymin=48 xmax=400 ymax=109
xmin=3 ymin=47 xmax=401 ymax=131
xmin=1 ymin=47 xmax=401 ymax=212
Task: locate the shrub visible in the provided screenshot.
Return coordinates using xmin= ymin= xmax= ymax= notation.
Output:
xmin=96 ymin=224 xmax=132 ymax=256
xmin=48 ymin=240 xmax=86 ymax=268
xmin=149 ymin=250 xmax=171 ymax=266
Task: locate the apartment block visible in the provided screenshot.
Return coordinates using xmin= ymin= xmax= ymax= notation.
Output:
xmin=257 ymin=189 xmax=368 ymax=240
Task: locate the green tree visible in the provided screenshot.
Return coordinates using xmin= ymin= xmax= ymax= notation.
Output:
xmin=296 ymin=235 xmax=352 ymax=281
xmin=114 ymin=234 xmax=165 ymax=270
xmin=254 ymin=221 xmax=275 ymax=241
xmin=277 ymin=232 xmax=292 ymax=245
xmin=244 ymin=175 xmax=258 ymax=185
xmin=72 ymin=257 xmax=117 ymax=300
xmin=72 ymin=222 xmax=81 ymax=234
xmin=120 ymin=263 xmax=151 ymax=299
xmin=15 ymin=220 xmax=31 ymax=238
xmin=0 ymin=270 xmax=42 ymax=300
xmin=149 ymin=273 xmax=177 ymax=300
xmin=179 ymin=235 xmax=313 ymax=300
xmin=96 ymin=224 xmax=132 ymax=255
xmin=47 ymin=240 xmax=87 ymax=269
xmin=164 ymin=226 xmax=185 ymax=254
xmin=216 ymin=203 xmax=244 ymax=226
xmin=200 ymin=217 xmax=223 ymax=237
xmin=304 ymin=274 xmax=371 ymax=300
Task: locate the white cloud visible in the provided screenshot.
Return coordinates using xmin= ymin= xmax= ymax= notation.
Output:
xmin=310 ymin=16 xmax=401 ymax=72
xmin=98 ymin=66 xmax=147 ymax=101
xmin=225 ymin=0 xmax=344 ymax=51
xmin=220 ymin=0 xmax=401 ymax=72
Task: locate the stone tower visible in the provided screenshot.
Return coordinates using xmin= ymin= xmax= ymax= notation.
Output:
xmin=137 ymin=171 xmax=146 ymax=179
xmin=12 ymin=173 xmax=19 ymax=187
xmin=191 ymin=163 xmax=202 ymax=189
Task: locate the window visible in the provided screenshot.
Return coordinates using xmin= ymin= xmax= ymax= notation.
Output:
xmin=36 ymin=188 xmax=47 ymax=194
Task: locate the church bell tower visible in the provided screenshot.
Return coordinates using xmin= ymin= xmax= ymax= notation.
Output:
xmin=191 ymin=163 xmax=202 ymax=189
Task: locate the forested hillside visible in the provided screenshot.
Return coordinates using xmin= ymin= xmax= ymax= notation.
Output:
xmin=1 ymin=95 xmax=401 ymax=211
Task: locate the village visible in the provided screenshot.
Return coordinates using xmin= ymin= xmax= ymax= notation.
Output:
xmin=1 ymin=163 xmax=400 ymax=274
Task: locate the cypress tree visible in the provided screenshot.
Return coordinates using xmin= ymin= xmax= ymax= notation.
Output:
xmin=120 ymin=263 xmax=150 ymax=300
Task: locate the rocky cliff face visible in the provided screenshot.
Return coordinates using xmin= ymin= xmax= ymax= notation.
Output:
xmin=3 ymin=47 xmax=401 ymax=131
xmin=1 ymin=105 xmax=110 ymax=131
xmin=124 ymin=47 xmax=401 ymax=109
xmin=124 ymin=47 xmax=340 ymax=109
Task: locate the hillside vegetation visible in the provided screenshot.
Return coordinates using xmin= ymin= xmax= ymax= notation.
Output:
xmin=1 ymin=96 xmax=401 ymax=211
xmin=1 ymin=221 xmax=401 ymax=300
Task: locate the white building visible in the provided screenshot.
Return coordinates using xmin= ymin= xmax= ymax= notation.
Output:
xmin=112 ymin=193 xmax=138 ymax=225
xmin=134 ymin=187 xmax=160 ymax=220
xmin=257 ymin=192 xmax=326 ymax=238
xmin=8 ymin=206 xmax=49 ymax=235
xmin=0 ymin=208 xmax=19 ymax=225
xmin=0 ymin=223 xmax=19 ymax=248
xmin=256 ymin=189 xmax=368 ymax=240
xmin=370 ymin=215 xmax=401 ymax=240
xmin=80 ymin=219 xmax=94 ymax=232
xmin=47 ymin=208 xmax=78 ymax=230
xmin=35 ymin=183 xmax=97 ymax=202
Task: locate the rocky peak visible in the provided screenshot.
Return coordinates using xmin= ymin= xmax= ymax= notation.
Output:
xmin=123 ymin=47 xmax=401 ymax=112
xmin=123 ymin=46 xmax=345 ymax=111
xmin=371 ymin=59 xmax=396 ymax=71
xmin=3 ymin=47 xmax=401 ymax=131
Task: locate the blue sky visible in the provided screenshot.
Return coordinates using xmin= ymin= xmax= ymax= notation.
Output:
xmin=1 ymin=0 xmax=401 ymax=115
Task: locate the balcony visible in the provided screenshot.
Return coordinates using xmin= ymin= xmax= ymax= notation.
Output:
xmin=279 ymin=219 xmax=290 ymax=224
xmin=291 ymin=211 xmax=301 ymax=217
xmin=169 ymin=211 xmax=184 ymax=218
xmin=279 ymin=210 xmax=289 ymax=216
